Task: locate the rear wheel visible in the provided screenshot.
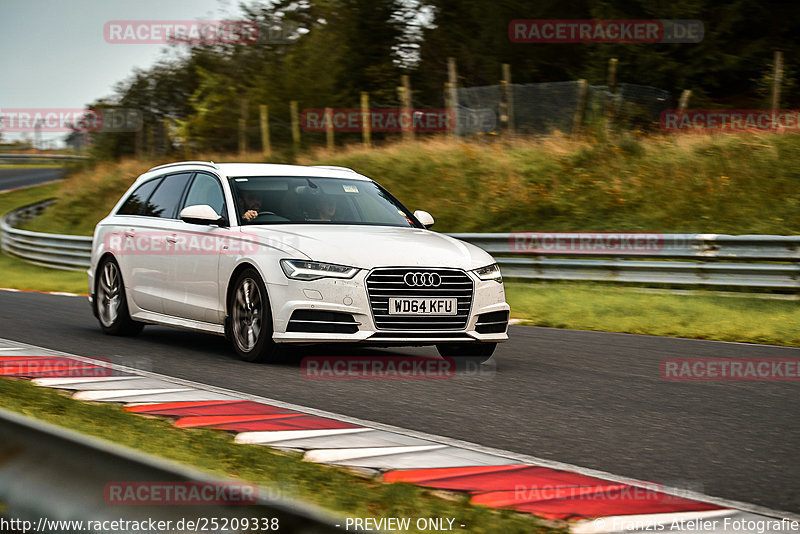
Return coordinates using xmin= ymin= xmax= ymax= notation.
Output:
xmin=228 ymin=268 xmax=282 ymax=363
xmin=436 ymin=342 xmax=496 ymax=364
xmin=95 ymin=257 xmax=144 ymax=336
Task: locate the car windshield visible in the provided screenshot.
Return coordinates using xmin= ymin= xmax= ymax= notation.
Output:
xmin=230 ymin=176 xmax=420 ymax=227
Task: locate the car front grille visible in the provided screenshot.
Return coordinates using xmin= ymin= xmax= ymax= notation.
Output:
xmin=366 ymin=268 xmax=473 ymax=331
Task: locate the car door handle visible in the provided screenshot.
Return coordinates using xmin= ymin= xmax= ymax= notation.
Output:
xmin=166 ymin=235 xmax=178 ymax=244
xmin=124 ymin=230 xmax=135 ymax=238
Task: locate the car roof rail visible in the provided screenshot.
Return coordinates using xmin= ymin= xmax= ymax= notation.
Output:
xmin=147 ymin=161 xmax=219 ymax=173
xmin=310 ymin=165 xmax=358 ymax=174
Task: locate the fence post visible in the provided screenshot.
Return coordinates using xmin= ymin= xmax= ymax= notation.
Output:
xmin=361 ymin=92 xmax=371 ymax=149
xmin=678 ymin=90 xmax=692 ymax=111
xmin=162 ymin=118 xmax=171 ymax=155
xmin=501 ymin=63 xmax=514 ymax=135
xmin=146 ymin=123 xmax=154 ymax=159
xmin=607 ymin=58 xmax=618 ymax=94
xmin=325 ymin=107 xmax=334 ymax=150
xmin=401 ymin=75 xmax=413 ymax=141
xmin=290 ymin=100 xmax=300 ymax=153
xmin=259 ymin=105 xmax=270 ymax=158
xmin=238 ymin=98 xmax=248 ymax=156
xmin=447 ymin=57 xmax=459 ymax=136
xmin=135 ymin=124 xmax=143 ymax=160
xmin=572 ymin=79 xmax=588 ymax=136
xmin=771 ymin=51 xmax=784 ymax=130
xmin=605 ymin=58 xmax=619 ymax=132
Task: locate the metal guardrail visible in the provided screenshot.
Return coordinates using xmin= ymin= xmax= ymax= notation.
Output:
xmin=0 ymin=407 xmax=352 ymax=533
xmin=1 ymin=200 xmax=92 ymax=270
xmin=451 ymin=233 xmax=800 ymax=290
xmin=0 ymin=153 xmax=89 ymax=163
xmin=1 ymin=201 xmax=798 ymax=289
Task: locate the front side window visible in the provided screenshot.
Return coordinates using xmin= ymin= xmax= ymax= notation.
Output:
xmin=229 ymin=176 xmax=420 ymax=228
xmin=182 ymin=172 xmax=226 ymax=217
xmin=143 ymin=172 xmax=194 ymax=219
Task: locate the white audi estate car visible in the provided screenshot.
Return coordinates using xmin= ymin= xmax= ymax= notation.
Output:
xmin=89 ymin=162 xmax=509 ymax=363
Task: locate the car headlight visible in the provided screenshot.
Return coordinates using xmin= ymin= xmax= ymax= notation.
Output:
xmin=280 ymin=259 xmax=359 ymax=281
xmin=473 ymin=263 xmax=502 ymax=283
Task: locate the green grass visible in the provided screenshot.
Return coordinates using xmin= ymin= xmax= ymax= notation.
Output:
xmin=0 ymin=378 xmax=562 ymax=534
xmin=18 ymin=133 xmax=800 ymax=236
xmin=0 ymin=253 xmax=87 ymax=293
xmin=0 ymin=181 xmax=61 ymax=214
xmin=506 ymin=282 xmax=800 ymax=346
xmin=0 ymin=182 xmax=88 ymax=293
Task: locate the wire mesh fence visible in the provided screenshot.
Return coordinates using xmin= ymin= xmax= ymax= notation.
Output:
xmin=456 ymin=80 xmax=673 ymax=135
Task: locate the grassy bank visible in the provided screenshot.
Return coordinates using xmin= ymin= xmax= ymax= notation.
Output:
xmin=0 ymin=378 xmax=560 ymax=534
xmin=19 ymin=133 xmax=800 ymax=236
xmin=507 ymin=282 xmax=800 ymax=347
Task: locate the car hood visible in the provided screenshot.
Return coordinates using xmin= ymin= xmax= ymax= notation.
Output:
xmin=241 ymin=224 xmax=495 ymax=270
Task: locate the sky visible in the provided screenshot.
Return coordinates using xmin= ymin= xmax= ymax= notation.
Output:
xmin=0 ymin=0 xmax=242 ymax=146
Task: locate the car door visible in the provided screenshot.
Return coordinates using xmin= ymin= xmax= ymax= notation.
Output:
xmin=125 ymin=172 xmax=194 ymax=314
xmin=162 ymin=172 xmax=231 ymax=324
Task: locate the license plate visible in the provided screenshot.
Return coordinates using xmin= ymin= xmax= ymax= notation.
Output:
xmin=388 ymin=298 xmax=458 ymax=315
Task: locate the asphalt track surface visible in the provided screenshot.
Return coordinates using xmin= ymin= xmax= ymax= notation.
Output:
xmin=0 ymin=167 xmax=64 ymax=191
xmin=0 ymin=290 xmax=797 ymax=514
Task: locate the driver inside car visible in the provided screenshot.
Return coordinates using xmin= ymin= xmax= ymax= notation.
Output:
xmin=239 ymin=190 xmax=263 ymax=222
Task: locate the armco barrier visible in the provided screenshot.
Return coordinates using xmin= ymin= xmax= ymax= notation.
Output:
xmin=0 ymin=408 xmax=353 ymax=533
xmin=1 ymin=200 xmax=798 ymax=290
xmin=0 ymin=153 xmax=89 ymax=164
xmin=0 ymin=200 xmax=93 ymax=270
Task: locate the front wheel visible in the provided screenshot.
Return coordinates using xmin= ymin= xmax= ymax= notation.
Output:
xmin=95 ymin=257 xmax=144 ymax=336
xmin=436 ymin=342 xmax=496 ymax=364
xmin=228 ymin=269 xmax=282 ymax=363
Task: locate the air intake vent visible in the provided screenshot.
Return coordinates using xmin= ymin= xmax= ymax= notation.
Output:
xmin=475 ymin=310 xmax=509 ymax=334
xmin=287 ymin=310 xmax=359 ymax=334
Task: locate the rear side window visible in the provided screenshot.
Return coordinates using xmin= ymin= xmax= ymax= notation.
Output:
xmin=182 ymin=173 xmax=226 ymax=217
xmin=117 ymin=178 xmax=162 ymax=216
xmin=142 ymin=172 xmax=194 ymax=218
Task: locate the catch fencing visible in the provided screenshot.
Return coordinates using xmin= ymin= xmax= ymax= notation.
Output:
xmin=456 ymin=81 xmax=672 ymax=135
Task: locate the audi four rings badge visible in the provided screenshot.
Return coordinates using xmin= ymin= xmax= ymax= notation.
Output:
xmin=404 ymin=272 xmax=442 ymax=287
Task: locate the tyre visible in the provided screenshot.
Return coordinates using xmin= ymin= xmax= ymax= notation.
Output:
xmin=228 ymin=268 xmax=282 ymax=363
xmin=436 ymin=342 xmax=496 ymax=364
xmin=95 ymin=257 xmax=144 ymax=336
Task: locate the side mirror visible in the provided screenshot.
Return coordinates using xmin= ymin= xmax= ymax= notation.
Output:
xmin=414 ymin=210 xmax=435 ymax=229
xmin=180 ymin=204 xmax=224 ymax=226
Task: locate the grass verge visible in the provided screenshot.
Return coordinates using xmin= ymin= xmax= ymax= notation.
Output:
xmin=0 ymin=378 xmax=561 ymax=534
xmin=506 ymin=282 xmax=800 ymax=347
xmin=0 ymin=182 xmax=87 ymax=293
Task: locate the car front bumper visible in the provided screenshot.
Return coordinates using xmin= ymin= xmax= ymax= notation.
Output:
xmin=268 ymin=269 xmax=509 ymax=345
